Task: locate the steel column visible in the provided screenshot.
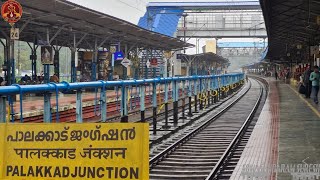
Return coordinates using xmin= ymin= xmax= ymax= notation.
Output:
xmin=152 ymin=82 xmax=157 ymax=134
xmin=100 ymin=84 xmax=107 ymax=122
xmin=194 ymin=79 xmax=198 ymax=113
xmin=180 ymin=80 xmax=187 ymax=119
xmin=145 ymin=49 xmax=149 ymax=79
xmin=188 ymin=80 xmax=193 ymax=117
xmin=200 ymin=79 xmax=203 ymax=110
xmin=43 ymin=30 xmax=51 ymax=123
xmin=121 ymin=86 xmax=129 ymax=122
xmin=76 ymin=90 xmax=83 ymax=123
xmin=92 ymin=38 xmax=98 ymax=81
xmin=54 ymin=50 xmax=60 ymax=78
xmin=0 ymin=96 xmax=6 ymax=123
xmin=43 ymin=92 xmax=52 ymax=123
xmin=173 ymin=80 xmax=179 ymax=125
xmin=163 ymin=82 xmax=170 ymax=128
xmin=71 ymin=33 xmax=77 ymax=82
xmin=140 ymin=85 xmax=145 ymax=122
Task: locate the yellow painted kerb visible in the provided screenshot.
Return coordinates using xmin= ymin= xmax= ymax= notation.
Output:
xmin=288 ymin=85 xmax=320 ymax=118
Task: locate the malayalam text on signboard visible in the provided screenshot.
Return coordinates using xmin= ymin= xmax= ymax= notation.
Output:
xmin=0 ymin=123 xmax=149 ymax=179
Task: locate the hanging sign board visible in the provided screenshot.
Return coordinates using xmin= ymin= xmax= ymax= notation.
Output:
xmin=10 ymin=28 xmax=19 ymax=40
xmin=110 ymin=46 xmax=117 ymax=54
xmin=83 ymin=52 xmax=93 ymax=61
xmin=121 ymin=58 xmax=131 ymax=68
xmin=150 ymin=58 xmax=158 ymax=68
xmin=41 ymin=46 xmax=54 ymax=65
xmin=114 ymin=51 xmax=124 ymax=61
xmin=176 ymin=54 xmax=183 ymax=60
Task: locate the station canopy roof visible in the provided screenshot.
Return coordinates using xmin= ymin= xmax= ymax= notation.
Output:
xmin=260 ymin=0 xmax=320 ymax=61
xmin=0 ymin=0 xmax=193 ymax=50
xmin=183 ymin=52 xmax=229 ymax=65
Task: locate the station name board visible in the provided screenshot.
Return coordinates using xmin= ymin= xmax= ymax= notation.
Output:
xmin=0 ymin=123 xmax=149 ymax=179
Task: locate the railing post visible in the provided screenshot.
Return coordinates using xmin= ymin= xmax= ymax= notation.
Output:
xmin=152 ymin=81 xmax=157 ymax=135
xmin=140 ymin=85 xmax=145 ymax=122
xmin=180 ymin=80 xmax=187 ymax=119
xmin=211 ymin=77 xmax=214 ymax=105
xmin=121 ymin=85 xmax=129 ymax=122
xmin=200 ymin=78 xmax=203 ymax=110
xmin=100 ymin=83 xmax=107 ymax=122
xmin=187 ymin=79 xmax=193 ymax=117
xmin=44 ymin=92 xmax=52 ymax=123
xmin=214 ymin=77 xmax=217 ymax=104
xmin=217 ymin=77 xmax=220 ymax=101
xmin=173 ymin=79 xmax=178 ymax=125
xmin=76 ymin=90 xmax=83 ymax=123
xmin=163 ymin=81 xmax=170 ymax=128
xmin=207 ymin=78 xmax=211 ymax=107
xmin=194 ymin=79 xmax=198 ymax=113
xmin=0 ymin=96 xmax=6 ymax=123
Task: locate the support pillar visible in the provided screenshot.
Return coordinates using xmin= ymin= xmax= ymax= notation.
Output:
xmin=123 ymin=44 xmax=128 ymax=80
xmin=194 ymin=80 xmax=198 ymax=113
xmin=54 ymin=50 xmax=59 ymax=79
xmin=0 ymin=39 xmax=8 ymax=85
xmin=152 ymin=82 xmax=157 ymax=135
xmin=10 ymin=38 xmax=15 ymax=85
xmin=92 ymin=38 xmax=98 ymax=81
xmin=180 ymin=80 xmax=187 ymax=119
xmin=140 ymin=85 xmax=145 ymax=122
xmin=187 ymin=80 xmax=193 ymax=117
xmin=200 ymin=79 xmax=203 ymax=110
xmin=71 ymin=34 xmax=77 ymax=83
xmin=43 ymin=29 xmax=52 ymax=123
xmin=163 ymin=82 xmax=170 ymax=128
xmin=76 ymin=90 xmax=83 ymax=123
xmin=145 ymin=49 xmax=149 ymax=79
xmin=100 ymin=85 xmax=107 ymax=122
xmin=0 ymin=96 xmax=6 ymax=123
xmin=121 ymin=86 xmax=129 ymax=122
xmin=173 ymin=80 xmax=179 ymax=125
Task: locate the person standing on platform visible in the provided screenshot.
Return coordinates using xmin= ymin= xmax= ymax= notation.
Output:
xmin=309 ymin=66 xmax=320 ymax=104
xmin=275 ymin=70 xmax=278 ymax=80
xmin=50 ymin=73 xmax=59 ymax=83
xmin=303 ymin=65 xmax=312 ymax=98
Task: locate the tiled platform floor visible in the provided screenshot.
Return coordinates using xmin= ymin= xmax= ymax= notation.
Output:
xmin=231 ymin=77 xmax=320 ymax=180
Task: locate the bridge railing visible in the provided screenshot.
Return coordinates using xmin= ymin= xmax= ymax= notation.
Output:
xmin=0 ymin=74 xmax=244 ymax=134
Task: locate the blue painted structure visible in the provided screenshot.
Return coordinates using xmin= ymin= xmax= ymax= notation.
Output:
xmin=0 ymin=74 xmax=244 ymax=133
xmin=217 ymin=42 xmax=268 ymax=48
xmin=138 ymin=1 xmax=261 ymax=37
xmin=138 ymin=9 xmax=183 ymax=37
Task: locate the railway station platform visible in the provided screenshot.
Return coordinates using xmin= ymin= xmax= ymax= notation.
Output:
xmin=231 ymin=77 xmax=320 ymax=180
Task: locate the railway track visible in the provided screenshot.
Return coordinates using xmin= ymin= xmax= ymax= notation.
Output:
xmin=149 ymin=78 xmax=266 ymax=180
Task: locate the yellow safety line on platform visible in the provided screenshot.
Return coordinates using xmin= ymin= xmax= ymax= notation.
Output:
xmin=287 ymin=85 xmax=320 ymax=118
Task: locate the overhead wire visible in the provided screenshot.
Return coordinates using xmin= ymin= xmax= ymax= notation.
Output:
xmin=118 ymin=0 xmax=145 ymax=13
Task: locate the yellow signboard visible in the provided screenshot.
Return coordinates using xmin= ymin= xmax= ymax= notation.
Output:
xmin=0 ymin=123 xmax=149 ymax=179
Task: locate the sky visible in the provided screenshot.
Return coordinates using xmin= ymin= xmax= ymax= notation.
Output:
xmin=67 ymin=0 xmax=158 ymax=24
xmin=68 ymin=0 xmax=258 ymax=24
xmin=67 ymin=0 xmax=263 ymax=54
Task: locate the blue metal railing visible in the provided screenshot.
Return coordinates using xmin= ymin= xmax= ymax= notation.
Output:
xmin=0 ymin=74 xmax=244 ymax=132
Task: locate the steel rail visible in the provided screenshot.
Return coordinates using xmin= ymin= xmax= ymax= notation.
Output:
xmin=149 ymin=80 xmax=252 ymax=166
xmin=205 ymin=77 xmax=265 ymax=180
